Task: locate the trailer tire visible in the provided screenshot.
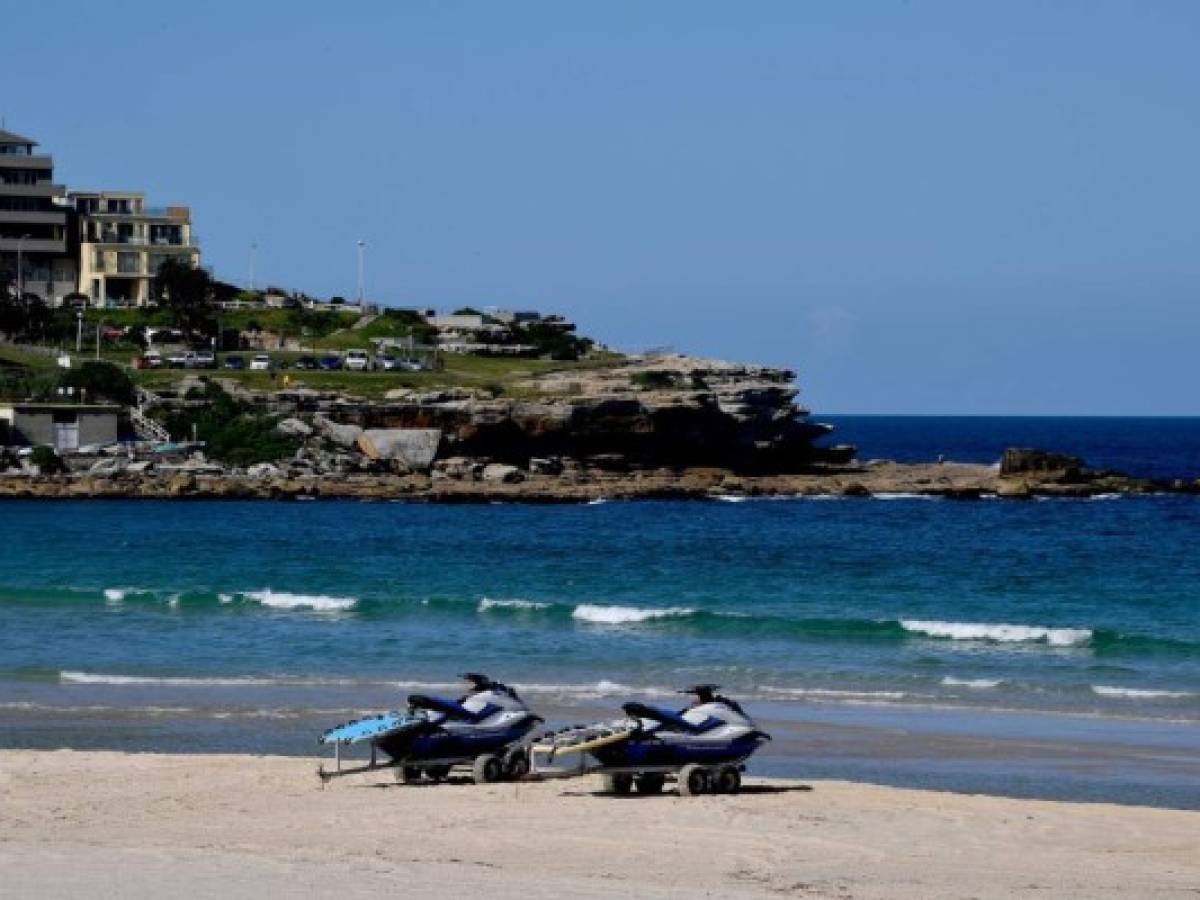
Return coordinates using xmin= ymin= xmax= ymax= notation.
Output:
xmin=601 ymin=773 xmax=633 ymax=795
xmin=473 ymin=754 xmax=504 ymax=785
xmin=504 ymin=750 xmax=530 ymax=780
xmin=635 ymin=773 xmax=666 ymax=795
xmin=715 ymin=766 xmax=741 ymax=794
xmin=678 ymin=764 xmax=709 ymax=797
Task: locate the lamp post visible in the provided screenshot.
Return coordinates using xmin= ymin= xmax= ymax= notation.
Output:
xmin=356 ymin=239 xmax=366 ymax=306
xmin=16 ymin=233 xmax=30 ymax=300
xmin=76 ymin=309 xmax=83 ymax=353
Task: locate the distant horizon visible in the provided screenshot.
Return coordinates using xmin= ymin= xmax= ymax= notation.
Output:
xmin=6 ymin=1 xmax=1198 ymax=415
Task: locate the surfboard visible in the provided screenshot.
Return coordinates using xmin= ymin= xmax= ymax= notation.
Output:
xmin=319 ymin=712 xmax=421 ymax=745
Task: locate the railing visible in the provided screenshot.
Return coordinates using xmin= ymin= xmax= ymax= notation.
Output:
xmin=129 ymin=405 xmax=170 ymax=442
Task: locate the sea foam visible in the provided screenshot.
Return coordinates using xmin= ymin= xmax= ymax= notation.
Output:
xmin=901 ymin=619 xmax=1092 ymax=647
xmin=941 ymin=676 xmax=1003 ymax=689
xmin=572 ymin=604 xmax=695 ymax=625
xmin=478 ymin=598 xmax=551 ymax=612
xmin=242 ymin=590 xmax=357 ymax=612
xmin=1091 ymin=685 xmax=1194 ymax=699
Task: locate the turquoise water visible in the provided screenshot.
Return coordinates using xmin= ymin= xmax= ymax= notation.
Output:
xmin=2 ymin=416 xmax=1199 ymax=806
xmin=2 ymin=496 xmax=1197 ymax=712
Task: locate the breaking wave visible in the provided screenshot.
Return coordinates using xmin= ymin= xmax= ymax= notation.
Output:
xmin=1091 ymin=685 xmax=1196 ymax=700
xmin=900 ymin=620 xmax=1092 ymax=647
xmin=478 ymin=598 xmax=552 ymax=612
xmin=241 ymin=590 xmax=357 ymax=612
xmin=572 ymin=604 xmax=697 ymax=625
xmin=941 ymin=676 xmax=1004 ymax=689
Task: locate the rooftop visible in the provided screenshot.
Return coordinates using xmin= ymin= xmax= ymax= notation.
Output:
xmin=0 ymin=128 xmax=37 ymax=146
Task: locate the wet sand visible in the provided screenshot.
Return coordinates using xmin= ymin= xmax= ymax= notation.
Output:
xmin=1 ymin=749 xmax=1196 ymax=898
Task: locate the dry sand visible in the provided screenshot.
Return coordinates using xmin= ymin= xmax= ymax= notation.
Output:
xmin=1 ymin=750 xmax=1197 ymax=899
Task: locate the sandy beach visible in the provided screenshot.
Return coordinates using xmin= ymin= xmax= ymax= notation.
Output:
xmin=1 ymin=750 xmax=1196 ymax=899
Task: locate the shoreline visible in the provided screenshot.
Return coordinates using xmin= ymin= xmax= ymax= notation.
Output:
xmin=2 ymin=459 xmax=1193 ymax=502
xmin=2 ymin=749 xmax=1196 ymax=898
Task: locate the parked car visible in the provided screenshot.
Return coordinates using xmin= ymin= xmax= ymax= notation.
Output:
xmin=318 ymin=355 xmax=342 ymax=371
xmin=223 ymin=355 xmax=246 ymax=370
xmin=166 ymin=350 xmax=190 ymax=368
xmin=249 ymin=354 xmax=273 ymax=371
xmin=293 ymin=355 xmax=319 ymax=371
xmin=189 ymin=350 xmax=216 ymax=369
xmin=399 ymin=359 xmax=425 ymax=372
xmin=344 ymin=348 xmax=372 ymax=372
xmin=377 ymin=353 xmax=400 ymax=371
xmin=142 ymin=351 xmax=165 ymax=369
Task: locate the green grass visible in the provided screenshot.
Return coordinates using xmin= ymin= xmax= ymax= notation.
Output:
xmin=129 ymin=351 xmax=626 ymax=400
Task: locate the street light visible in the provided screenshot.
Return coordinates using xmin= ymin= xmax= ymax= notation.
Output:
xmin=356 ymin=239 xmax=366 ymax=305
xmin=76 ymin=309 xmax=83 ymax=353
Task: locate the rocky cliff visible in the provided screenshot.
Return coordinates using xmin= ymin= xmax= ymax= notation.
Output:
xmin=320 ymin=355 xmax=850 ymax=473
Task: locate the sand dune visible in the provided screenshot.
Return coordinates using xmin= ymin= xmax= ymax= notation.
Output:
xmin=1 ymin=750 xmax=1196 ymax=898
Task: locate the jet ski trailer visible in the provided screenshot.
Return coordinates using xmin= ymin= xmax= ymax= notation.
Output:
xmin=528 ymin=685 xmax=770 ymax=796
xmin=317 ymin=674 xmax=542 ymax=785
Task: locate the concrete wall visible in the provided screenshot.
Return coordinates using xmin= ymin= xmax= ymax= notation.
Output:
xmin=0 ymin=407 xmax=119 ymax=450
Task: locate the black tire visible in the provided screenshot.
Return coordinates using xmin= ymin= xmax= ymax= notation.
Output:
xmin=635 ymin=773 xmax=666 ymax=795
xmin=678 ymin=764 xmax=709 ymax=797
xmin=397 ymin=765 xmax=424 ymax=784
xmin=424 ymin=765 xmax=451 ymax=781
xmin=504 ymin=750 xmax=530 ymax=781
xmin=472 ymin=754 xmax=504 ymax=785
xmin=715 ymin=766 xmax=742 ymax=794
xmin=601 ymin=773 xmax=634 ymax=795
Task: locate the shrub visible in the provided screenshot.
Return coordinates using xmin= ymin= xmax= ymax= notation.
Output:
xmin=58 ymin=361 xmax=135 ymax=405
xmin=631 ymin=370 xmax=679 ymax=390
xmin=30 ymin=446 xmax=66 ymax=474
xmin=159 ymin=382 xmax=298 ymax=466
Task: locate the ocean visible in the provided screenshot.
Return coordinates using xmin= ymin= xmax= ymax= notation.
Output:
xmin=2 ymin=416 xmax=1198 ymax=808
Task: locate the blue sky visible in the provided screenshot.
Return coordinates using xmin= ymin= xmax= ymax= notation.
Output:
xmin=6 ymin=2 xmax=1198 ymax=413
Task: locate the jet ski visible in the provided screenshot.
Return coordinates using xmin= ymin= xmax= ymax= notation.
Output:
xmin=318 ymin=673 xmax=542 ymax=785
xmin=530 ymin=685 xmax=770 ymax=795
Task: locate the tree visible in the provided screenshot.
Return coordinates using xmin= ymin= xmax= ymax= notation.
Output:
xmin=58 ymin=361 xmax=135 ymax=405
xmin=153 ymin=258 xmax=216 ymax=340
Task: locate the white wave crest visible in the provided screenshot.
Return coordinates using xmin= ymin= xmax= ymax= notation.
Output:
xmin=715 ymin=495 xmax=749 ymax=503
xmin=61 ymin=671 xmax=279 ymax=687
xmin=103 ymin=588 xmax=128 ymax=604
xmin=1092 ymin=685 xmax=1194 ymax=699
xmin=900 ymin=619 xmax=1092 ymax=647
xmin=941 ymin=676 xmax=1003 ymax=689
xmin=586 ymin=497 xmax=608 ymax=506
xmin=242 ymin=590 xmax=357 ymax=612
xmin=872 ymin=492 xmax=938 ymax=501
xmin=761 ymin=685 xmax=907 ymax=700
xmin=478 ymin=598 xmax=551 ymax=612
xmin=572 ymin=604 xmax=695 ymax=625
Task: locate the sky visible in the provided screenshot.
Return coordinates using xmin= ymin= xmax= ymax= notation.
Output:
xmin=6 ymin=1 xmax=1199 ymax=414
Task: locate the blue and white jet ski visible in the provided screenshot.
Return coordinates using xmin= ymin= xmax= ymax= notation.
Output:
xmin=530 ymin=685 xmax=770 ymax=795
xmin=318 ymin=673 xmax=542 ymax=785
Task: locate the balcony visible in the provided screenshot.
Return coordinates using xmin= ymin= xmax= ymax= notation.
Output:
xmin=0 ymin=182 xmax=65 ymax=198
xmin=0 ymin=209 xmax=68 ymax=225
xmin=0 ymin=237 xmax=66 ymax=253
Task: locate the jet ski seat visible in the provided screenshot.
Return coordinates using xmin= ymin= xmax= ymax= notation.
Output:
xmin=408 ymin=694 xmax=492 ymax=722
xmin=622 ymin=701 xmax=723 ymax=734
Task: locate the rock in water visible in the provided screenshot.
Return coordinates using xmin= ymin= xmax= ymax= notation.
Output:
xmin=1000 ymin=448 xmax=1085 ymax=476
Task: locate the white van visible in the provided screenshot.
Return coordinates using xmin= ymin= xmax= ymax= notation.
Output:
xmin=344 ymin=349 xmax=372 ymax=371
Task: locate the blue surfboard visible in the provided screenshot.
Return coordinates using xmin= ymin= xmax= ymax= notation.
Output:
xmin=319 ymin=712 xmax=422 ymax=745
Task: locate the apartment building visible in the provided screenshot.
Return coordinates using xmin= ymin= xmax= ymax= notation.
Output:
xmin=72 ymin=191 xmax=199 ymax=306
xmin=0 ymin=129 xmax=77 ymax=303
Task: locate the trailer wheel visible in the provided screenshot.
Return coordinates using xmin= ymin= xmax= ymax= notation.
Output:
xmin=425 ymin=765 xmax=451 ymax=782
xmin=715 ymin=766 xmax=741 ymax=794
xmin=504 ymin=750 xmax=530 ymax=780
xmin=678 ymin=764 xmax=709 ymax=797
xmin=472 ymin=754 xmax=504 ymax=784
xmin=601 ymin=773 xmax=633 ymax=795
xmin=635 ymin=773 xmax=666 ymax=795
xmin=397 ymin=766 xmax=424 ymax=784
